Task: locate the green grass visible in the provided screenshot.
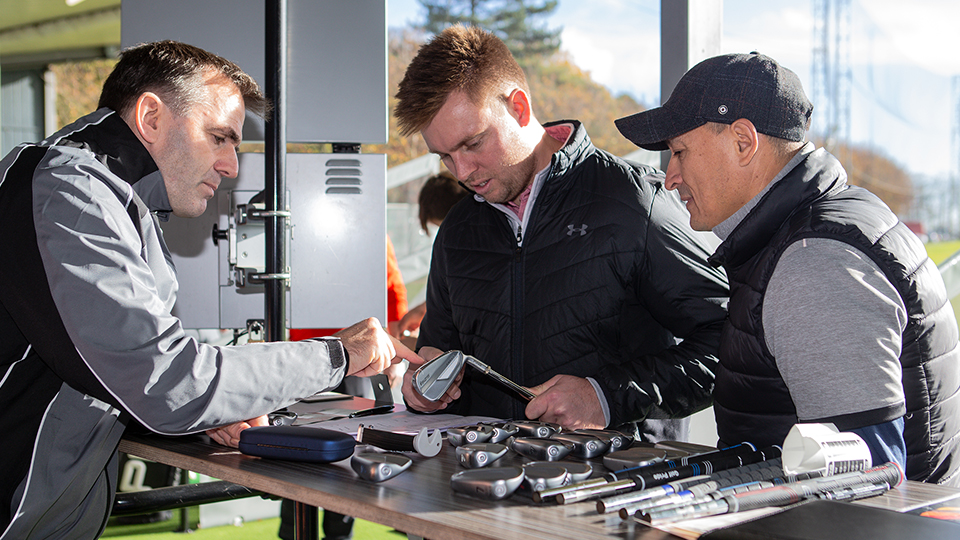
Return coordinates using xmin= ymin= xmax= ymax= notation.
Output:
xmin=927 ymin=240 xmax=960 ymax=326
xmin=927 ymin=240 xmax=960 ymax=265
xmin=103 ymin=508 xmax=406 ymax=539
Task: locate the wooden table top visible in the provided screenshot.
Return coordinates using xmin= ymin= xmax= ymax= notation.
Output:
xmin=119 ymin=431 xmax=679 ymax=540
xmin=119 ymin=400 xmax=960 ymax=540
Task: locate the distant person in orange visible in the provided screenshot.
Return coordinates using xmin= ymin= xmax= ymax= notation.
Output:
xmin=385 ymin=235 xmax=410 ymax=337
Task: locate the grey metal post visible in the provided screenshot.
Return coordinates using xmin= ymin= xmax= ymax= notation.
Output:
xmin=659 ymin=0 xmax=723 ymax=170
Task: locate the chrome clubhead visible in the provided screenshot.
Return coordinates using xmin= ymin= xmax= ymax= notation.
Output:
xmin=413 ymin=350 xmax=467 ymax=401
xmin=413 ymin=350 xmax=536 ymax=404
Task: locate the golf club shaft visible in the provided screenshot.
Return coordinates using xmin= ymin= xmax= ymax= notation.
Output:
xmin=466 ymin=356 xmax=536 ymax=402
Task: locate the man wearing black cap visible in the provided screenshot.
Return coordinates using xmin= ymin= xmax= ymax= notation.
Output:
xmin=616 ymin=52 xmax=960 ymax=486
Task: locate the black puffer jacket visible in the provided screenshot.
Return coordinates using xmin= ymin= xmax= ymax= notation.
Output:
xmin=710 ymin=147 xmax=960 ymax=485
xmin=417 ymin=121 xmax=729 ymax=432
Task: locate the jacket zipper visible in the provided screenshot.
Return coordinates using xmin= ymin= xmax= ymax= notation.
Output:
xmin=511 ymin=224 xmax=524 ymax=419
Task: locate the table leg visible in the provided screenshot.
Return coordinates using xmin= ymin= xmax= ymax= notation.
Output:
xmin=294 ymin=502 xmax=319 ymax=540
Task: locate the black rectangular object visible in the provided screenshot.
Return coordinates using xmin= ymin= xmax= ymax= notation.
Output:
xmin=239 ymin=425 xmax=356 ymax=463
xmin=702 ymin=499 xmax=960 ymax=540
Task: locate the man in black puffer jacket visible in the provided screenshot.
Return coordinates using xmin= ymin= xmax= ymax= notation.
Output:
xmin=616 ymin=52 xmax=959 ymax=485
xmin=394 ymin=25 xmax=729 ymax=441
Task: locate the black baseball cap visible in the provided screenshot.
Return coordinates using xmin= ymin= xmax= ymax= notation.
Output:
xmin=615 ymin=52 xmax=813 ymax=151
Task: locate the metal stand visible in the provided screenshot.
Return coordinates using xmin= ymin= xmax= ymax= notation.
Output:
xmin=264 ymin=0 xmax=290 ymax=341
xmin=264 ymin=0 xmax=288 ymax=343
xmin=111 ymin=481 xmax=264 ymax=516
xmin=265 ymin=2 xmax=317 ymax=539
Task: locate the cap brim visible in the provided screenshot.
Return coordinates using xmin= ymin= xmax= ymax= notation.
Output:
xmin=615 ymin=107 xmax=706 ymax=152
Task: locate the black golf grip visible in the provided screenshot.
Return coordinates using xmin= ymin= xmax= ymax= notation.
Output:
xmin=626 ymin=445 xmax=781 ymax=491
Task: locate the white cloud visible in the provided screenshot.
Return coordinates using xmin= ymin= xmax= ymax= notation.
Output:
xmin=855 ymin=0 xmax=960 ymax=76
xmin=560 ymin=26 xmax=660 ymax=103
xmin=722 ymin=5 xmax=813 ymax=72
xmin=556 ymin=0 xmax=660 ymax=103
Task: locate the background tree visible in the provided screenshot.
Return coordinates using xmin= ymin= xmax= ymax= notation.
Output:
xmin=49 ymin=59 xmax=116 ymax=128
xmin=48 ymin=18 xmax=917 ymax=220
xmin=525 ymin=54 xmax=644 ymax=157
xmin=844 ymin=144 xmax=913 ymax=215
xmin=814 ymin=138 xmax=914 ymax=215
xmin=418 ymin=0 xmax=561 ymax=61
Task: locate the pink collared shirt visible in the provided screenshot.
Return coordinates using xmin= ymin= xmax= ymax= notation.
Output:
xmin=503 ymin=123 xmax=573 ymax=219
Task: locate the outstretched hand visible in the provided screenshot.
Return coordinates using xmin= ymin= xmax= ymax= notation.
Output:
xmin=395 ymin=302 xmax=426 ymax=337
xmin=335 ymin=318 xmax=422 ymax=377
xmin=206 ymin=415 xmax=268 ymax=448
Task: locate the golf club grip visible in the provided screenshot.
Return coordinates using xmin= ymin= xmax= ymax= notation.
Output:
xmin=357 ymin=424 xmax=416 ymax=452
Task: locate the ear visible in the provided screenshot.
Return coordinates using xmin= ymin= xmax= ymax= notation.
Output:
xmin=132 ymin=92 xmax=165 ymax=145
xmin=507 ymin=88 xmax=532 ymax=127
xmin=730 ymin=118 xmax=760 ymax=166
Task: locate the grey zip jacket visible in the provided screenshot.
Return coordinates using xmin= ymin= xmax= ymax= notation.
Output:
xmin=0 ymin=109 xmax=347 ymax=539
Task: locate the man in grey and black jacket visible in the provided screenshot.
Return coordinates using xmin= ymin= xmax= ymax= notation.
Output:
xmin=0 ymin=41 xmax=418 ymax=539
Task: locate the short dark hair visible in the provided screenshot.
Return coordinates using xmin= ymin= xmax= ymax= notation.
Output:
xmin=395 ymin=25 xmax=529 ymax=136
xmin=98 ymin=40 xmax=269 ymax=119
xmin=706 ymin=121 xmax=804 ymax=161
xmin=418 ymin=172 xmax=469 ymax=232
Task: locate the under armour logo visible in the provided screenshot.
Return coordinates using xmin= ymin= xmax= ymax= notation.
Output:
xmin=567 ymin=224 xmax=588 ymax=237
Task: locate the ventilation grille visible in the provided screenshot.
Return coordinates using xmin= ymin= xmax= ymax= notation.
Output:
xmin=325 ymin=158 xmax=362 ymax=194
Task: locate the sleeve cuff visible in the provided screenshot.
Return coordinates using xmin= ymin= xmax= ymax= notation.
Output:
xmin=586 ymin=377 xmax=611 ymax=427
xmin=308 ymin=336 xmax=348 ymax=370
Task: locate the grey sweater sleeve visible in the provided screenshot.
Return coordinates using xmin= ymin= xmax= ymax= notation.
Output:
xmin=763 ymin=238 xmax=907 ymax=423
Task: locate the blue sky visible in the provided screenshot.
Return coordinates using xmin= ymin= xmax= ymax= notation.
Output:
xmin=387 ymin=0 xmax=960 ymax=179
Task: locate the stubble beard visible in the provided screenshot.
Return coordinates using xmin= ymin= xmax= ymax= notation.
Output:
xmin=486 ymin=152 xmax=539 ymax=205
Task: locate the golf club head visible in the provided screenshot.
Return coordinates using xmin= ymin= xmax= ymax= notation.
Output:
xmin=456 ymin=443 xmax=509 ymax=468
xmin=450 ymin=466 xmax=524 ymax=500
xmin=519 ymin=462 xmax=569 ymax=496
xmin=413 ymin=350 xmax=466 ymax=401
xmin=551 ymin=432 xmax=609 ymax=459
xmin=351 ymin=452 xmax=412 ymax=482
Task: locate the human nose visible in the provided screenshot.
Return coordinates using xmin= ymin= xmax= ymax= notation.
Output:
xmin=216 ymin=148 xmax=239 ymax=179
xmin=664 ymin=155 xmax=682 ymax=191
xmin=449 ymin=152 xmax=477 ymax=181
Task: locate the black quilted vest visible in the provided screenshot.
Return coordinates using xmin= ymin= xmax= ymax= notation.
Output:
xmin=709 ymin=147 xmax=960 ymax=485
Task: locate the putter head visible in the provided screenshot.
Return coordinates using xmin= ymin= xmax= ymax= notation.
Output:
xmin=413 ymin=350 xmax=466 ymax=401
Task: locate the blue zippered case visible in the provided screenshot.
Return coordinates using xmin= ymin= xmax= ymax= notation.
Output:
xmin=239 ymin=425 xmax=356 ymax=463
